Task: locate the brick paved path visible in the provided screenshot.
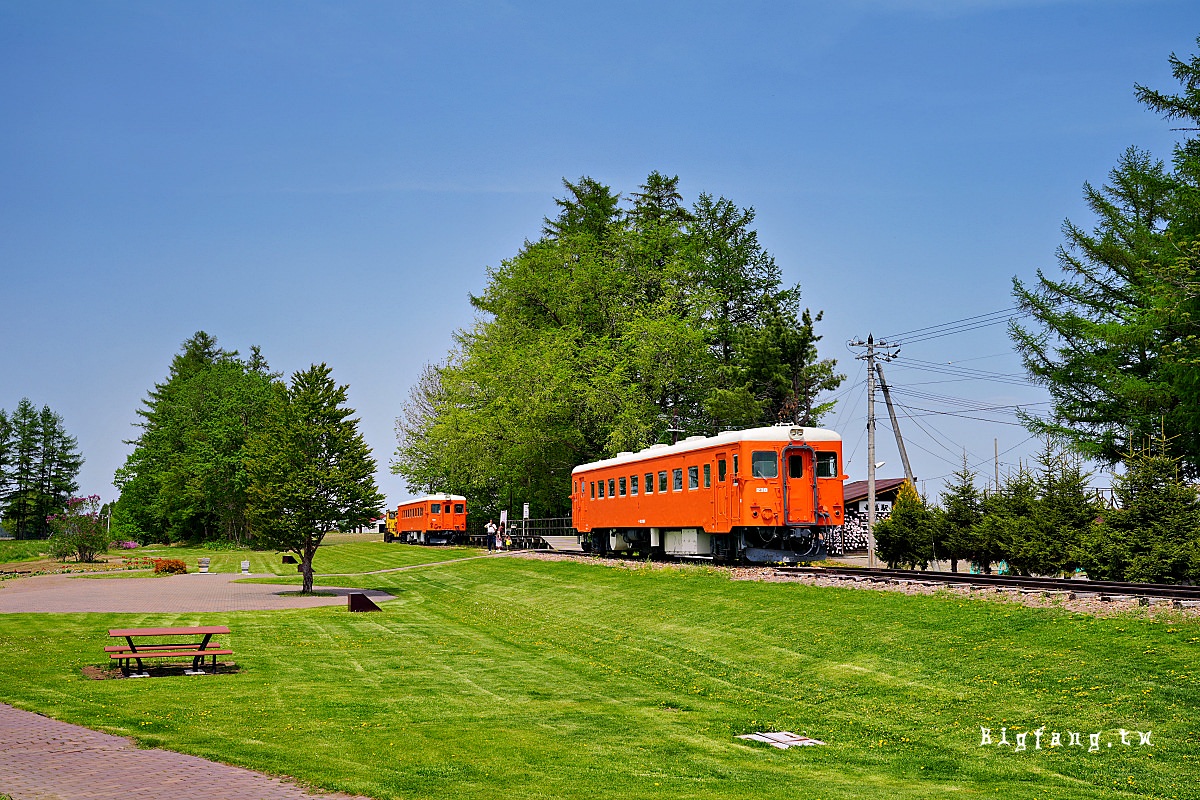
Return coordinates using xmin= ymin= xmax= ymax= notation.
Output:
xmin=0 ymin=572 xmax=392 ymax=613
xmin=0 ymin=702 xmax=371 ymax=799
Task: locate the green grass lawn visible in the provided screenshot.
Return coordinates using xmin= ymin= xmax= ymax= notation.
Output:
xmin=0 ymin=540 xmax=47 ymax=564
xmin=0 ymin=556 xmax=1196 ymax=799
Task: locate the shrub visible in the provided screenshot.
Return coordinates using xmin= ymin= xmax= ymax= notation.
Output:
xmin=46 ymin=496 xmax=111 ymax=563
xmin=152 ymin=558 xmax=188 ymax=575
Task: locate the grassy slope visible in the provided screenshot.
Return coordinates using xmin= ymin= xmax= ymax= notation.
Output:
xmin=0 ymin=557 xmax=1196 ymax=799
xmin=0 ymin=540 xmax=47 ymax=564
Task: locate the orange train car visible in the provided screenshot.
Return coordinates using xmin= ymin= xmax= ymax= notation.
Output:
xmin=384 ymin=493 xmax=468 ymax=545
xmin=571 ymin=425 xmax=846 ymax=563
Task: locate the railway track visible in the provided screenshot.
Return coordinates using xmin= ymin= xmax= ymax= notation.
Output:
xmin=775 ymin=565 xmax=1200 ymax=604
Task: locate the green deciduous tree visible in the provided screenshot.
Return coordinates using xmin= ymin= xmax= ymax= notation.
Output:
xmin=113 ymin=332 xmax=276 ymax=544
xmin=394 ymin=173 xmax=843 ymax=518
xmin=246 ymin=364 xmax=383 ymax=594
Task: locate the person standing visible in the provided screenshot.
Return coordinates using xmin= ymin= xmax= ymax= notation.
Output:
xmin=485 ymin=519 xmax=497 ymax=552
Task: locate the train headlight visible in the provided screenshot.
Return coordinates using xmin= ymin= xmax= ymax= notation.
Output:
xmin=789 ymin=427 xmax=805 ymax=440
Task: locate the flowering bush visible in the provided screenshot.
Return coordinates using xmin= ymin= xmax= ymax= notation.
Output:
xmin=46 ymin=496 xmax=111 ymax=563
xmin=152 ymin=558 xmax=188 ymax=575
xmin=118 ymin=541 xmax=140 ymax=549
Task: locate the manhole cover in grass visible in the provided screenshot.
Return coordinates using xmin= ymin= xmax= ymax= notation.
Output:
xmin=737 ymin=731 xmax=825 ymax=749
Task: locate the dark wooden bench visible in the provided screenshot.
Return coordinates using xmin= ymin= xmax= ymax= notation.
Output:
xmin=107 ymin=626 xmax=232 ymax=676
xmin=108 ymin=648 xmax=233 ymax=673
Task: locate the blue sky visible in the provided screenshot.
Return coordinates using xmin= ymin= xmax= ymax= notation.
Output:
xmin=1 ymin=0 xmax=1196 ymax=508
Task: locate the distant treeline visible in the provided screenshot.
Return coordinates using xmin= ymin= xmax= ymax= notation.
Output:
xmin=0 ymin=399 xmax=83 ymax=539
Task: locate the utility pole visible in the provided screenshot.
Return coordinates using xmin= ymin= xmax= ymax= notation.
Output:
xmin=875 ymin=362 xmax=913 ymax=483
xmin=849 ymin=334 xmax=900 ymax=568
xmin=994 ymin=438 xmax=1000 ymax=490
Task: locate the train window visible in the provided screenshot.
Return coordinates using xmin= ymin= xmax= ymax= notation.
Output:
xmin=431 ymin=503 xmax=441 ymax=513
xmin=817 ymin=452 xmax=839 ymax=478
xmin=704 ymin=463 xmax=711 ymax=488
xmin=659 ymin=471 xmax=668 ymax=492
xmin=630 ymin=475 xmax=639 ymax=495
xmin=645 ymin=473 xmax=654 ymax=494
xmin=789 ymin=454 xmax=804 ymax=478
xmin=590 ymin=481 xmax=595 ymax=499
xmin=687 ymin=466 xmax=699 ymax=490
xmin=673 ymin=468 xmax=683 ymax=491
xmin=733 ymin=454 xmax=739 ymax=476
xmin=599 ymin=480 xmax=605 ymax=499
xmin=619 ymin=477 xmax=627 ymax=497
xmin=751 ymin=451 xmax=778 ymax=478
xmin=608 ymin=478 xmax=616 ymax=497
xmin=718 ymin=459 xmax=726 ymax=482
xmin=455 ymin=504 xmax=464 ymax=513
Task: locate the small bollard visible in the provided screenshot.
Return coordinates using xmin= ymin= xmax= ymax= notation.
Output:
xmin=240 ymin=560 xmax=250 ymax=575
xmin=198 ymin=557 xmax=210 ymax=574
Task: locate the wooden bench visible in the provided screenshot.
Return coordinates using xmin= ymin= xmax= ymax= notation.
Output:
xmin=107 ymin=626 xmax=232 ymax=676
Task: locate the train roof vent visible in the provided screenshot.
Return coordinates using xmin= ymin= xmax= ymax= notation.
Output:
xmin=684 ymin=435 xmax=706 ymax=442
xmin=643 ymin=443 xmax=670 ymax=451
xmin=617 ymin=451 xmax=634 ymax=457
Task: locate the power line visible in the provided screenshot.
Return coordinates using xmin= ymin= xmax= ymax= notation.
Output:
xmin=881 ymin=307 xmax=1029 ymax=345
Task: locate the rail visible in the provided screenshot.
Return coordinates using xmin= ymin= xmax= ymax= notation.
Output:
xmin=775 ymin=565 xmax=1200 ymax=602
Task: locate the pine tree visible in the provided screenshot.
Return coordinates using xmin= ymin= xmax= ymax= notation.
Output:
xmin=873 ymin=482 xmax=934 ymax=569
xmin=937 ymin=455 xmax=983 ymax=572
xmin=246 ymin=364 xmax=383 ymax=594
xmin=114 ymin=332 xmax=276 ymax=543
xmin=1080 ymin=450 xmax=1200 ymax=583
xmin=0 ymin=409 xmax=12 ymax=499
xmin=0 ymin=399 xmax=82 ymax=539
xmin=1012 ymin=37 xmax=1200 ymax=473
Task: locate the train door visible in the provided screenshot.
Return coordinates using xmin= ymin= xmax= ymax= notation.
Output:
xmin=713 ymin=452 xmax=730 ymax=531
xmin=784 ymin=446 xmax=817 ymax=525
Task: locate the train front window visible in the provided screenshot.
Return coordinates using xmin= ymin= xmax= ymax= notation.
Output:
xmin=751 ymin=451 xmax=778 ymax=478
xmin=454 ymin=504 xmax=464 ymax=513
xmin=687 ymin=466 xmax=699 ymax=489
xmin=431 ymin=503 xmax=441 ymax=513
xmin=658 ymin=471 xmax=668 ymax=492
xmin=817 ymin=452 xmax=839 ymax=478
xmin=673 ymin=468 xmax=683 ymax=491
xmin=788 ymin=454 xmax=804 ymax=478
xmin=630 ymin=475 xmax=639 ymax=495
xmin=619 ymin=477 xmax=627 ymax=496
